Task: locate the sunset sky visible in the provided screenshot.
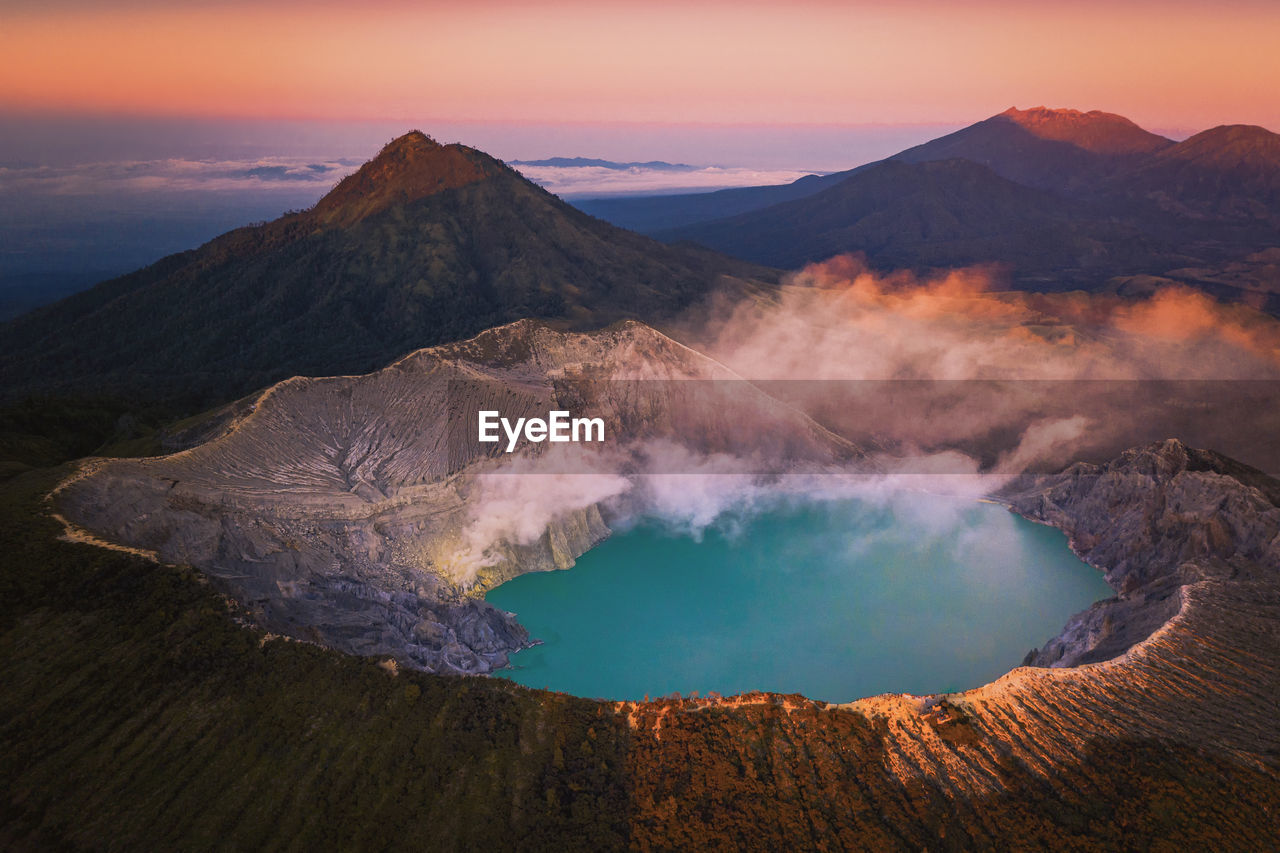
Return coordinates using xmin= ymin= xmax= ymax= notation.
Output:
xmin=3 ymin=0 xmax=1279 ymax=131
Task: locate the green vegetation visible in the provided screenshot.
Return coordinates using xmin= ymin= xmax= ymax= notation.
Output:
xmin=0 ymin=161 xmax=772 ymax=410
xmin=0 ymin=396 xmax=175 ymax=481
xmin=0 ymin=468 xmax=631 ymax=850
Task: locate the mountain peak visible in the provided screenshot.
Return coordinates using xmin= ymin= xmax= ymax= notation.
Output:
xmin=381 ymin=129 xmax=439 ymax=153
xmin=309 ymin=130 xmax=503 ymax=227
xmin=1002 ymin=105 xmax=1082 ymax=119
xmin=1163 ymin=124 xmax=1280 ymax=166
xmin=0 ymin=131 xmax=772 ymax=405
xmin=998 ymin=106 xmax=1172 ymax=155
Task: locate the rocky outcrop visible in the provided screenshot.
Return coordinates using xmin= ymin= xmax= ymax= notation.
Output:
xmin=1001 ymin=438 xmax=1280 ymax=666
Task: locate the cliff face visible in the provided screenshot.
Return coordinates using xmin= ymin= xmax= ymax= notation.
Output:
xmin=1000 ymin=439 xmax=1280 ymax=666
xmin=54 ymin=319 xmax=857 ymax=675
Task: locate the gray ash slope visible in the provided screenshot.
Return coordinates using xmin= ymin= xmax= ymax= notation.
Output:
xmin=54 ymin=319 xmax=861 ymax=675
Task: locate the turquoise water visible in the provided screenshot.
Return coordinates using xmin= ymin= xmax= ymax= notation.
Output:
xmin=485 ymin=495 xmax=1113 ymax=702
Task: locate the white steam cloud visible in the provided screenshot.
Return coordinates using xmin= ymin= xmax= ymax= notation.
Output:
xmin=454 ymin=255 xmax=1280 ymax=583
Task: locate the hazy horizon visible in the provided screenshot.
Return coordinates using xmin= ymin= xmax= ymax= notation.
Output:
xmin=0 ymin=112 xmax=971 ymax=319
xmin=5 ymin=1 xmax=1279 ymax=131
xmin=0 ymin=112 xmax=984 ymax=170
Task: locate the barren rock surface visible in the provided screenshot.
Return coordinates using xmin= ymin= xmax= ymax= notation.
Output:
xmin=1001 ymin=439 xmax=1280 ymax=666
xmin=55 ymin=319 xmax=857 ymax=674
xmin=56 ymin=306 xmax=1276 ymax=703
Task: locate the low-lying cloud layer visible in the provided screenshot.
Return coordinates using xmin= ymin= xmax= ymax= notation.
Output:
xmin=698 ymin=255 xmax=1280 ymax=382
xmin=0 ymin=157 xmax=360 ymax=195
xmin=0 ymin=156 xmax=819 ymax=201
xmin=689 ymin=255 xmax=1280 ymax=472
xmin=510 ymin=163 xmax=819 ymax=197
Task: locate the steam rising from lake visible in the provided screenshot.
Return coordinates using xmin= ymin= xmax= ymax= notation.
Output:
xmin=459 ymin=257 xmax=1280 ymax=582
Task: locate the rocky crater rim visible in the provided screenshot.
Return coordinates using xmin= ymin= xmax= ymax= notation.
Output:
xmin=49 ymin=320 xmax=859 ymax=675
xmin=47 ymin=320 xmax=1279 ymax=699
xmin=612 ymin=439 xmax=1280 ymax=745
xmin=64 ymin=437 xmax=1265 ymax=703
xmin=76 ymin=318 xmax=702 ymax=466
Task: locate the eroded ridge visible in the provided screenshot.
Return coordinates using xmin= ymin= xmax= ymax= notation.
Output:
xmin=53 ymin=319 xmax=856 ymax=674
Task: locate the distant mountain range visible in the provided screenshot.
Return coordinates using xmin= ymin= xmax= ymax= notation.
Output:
xmin=5 ymin=108 xmax=1280 ymax=415
xmin=893 ymin=107 xmax=1173 ymax=193
xmin=666 ymin=158 xmax=1152 ymax=277
xmin=578 ymin=107 xmax=1280 ymax=305
xmin=0 ymin=132 xmax=772 ymax=407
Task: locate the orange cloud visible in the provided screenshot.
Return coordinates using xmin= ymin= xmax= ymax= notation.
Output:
xmin=700 ymin=255 xmax=1280 ymax=381
xmin=687 ymin=256 xmax=1280 ymax=473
